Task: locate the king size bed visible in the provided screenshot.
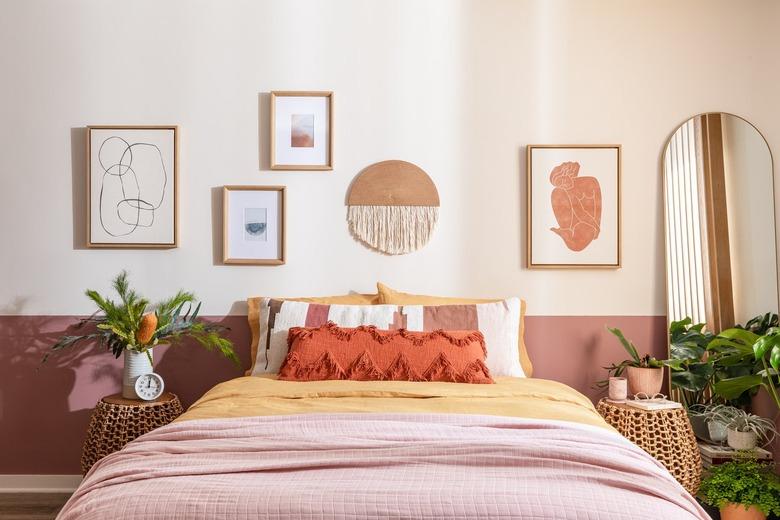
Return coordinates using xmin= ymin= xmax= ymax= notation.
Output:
xmin=57 ymin=292 xmax=708 ymax=519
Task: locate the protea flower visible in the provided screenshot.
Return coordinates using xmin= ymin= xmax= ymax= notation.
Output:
xmin=136 ymin=312 xmax=158 ymax=345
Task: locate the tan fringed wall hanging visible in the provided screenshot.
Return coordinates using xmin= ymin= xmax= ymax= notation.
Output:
xmin=346 ymin=160 xmax=440 ymax=255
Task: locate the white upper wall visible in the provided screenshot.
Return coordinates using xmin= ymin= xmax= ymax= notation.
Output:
xmin=1 ymin=0 xmax=778 ymax=316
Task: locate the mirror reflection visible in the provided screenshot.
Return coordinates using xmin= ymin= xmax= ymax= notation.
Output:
xmin=663 ymin=113 xmax=778 ymax=330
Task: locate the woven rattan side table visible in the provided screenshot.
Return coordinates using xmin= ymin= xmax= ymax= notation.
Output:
xmin=597 ymin=399 xmax=701 ymax=495
xmin=81 ymin=392 xmax=183 ymax=475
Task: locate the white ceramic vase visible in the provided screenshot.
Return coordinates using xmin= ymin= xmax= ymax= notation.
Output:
xmin=727 ymin=428 xmax=758 ymax=451
xmin=708 ymin=420 xmax=729 ymax=444
xmin=123 ymin=348 xmax=154 ymax=399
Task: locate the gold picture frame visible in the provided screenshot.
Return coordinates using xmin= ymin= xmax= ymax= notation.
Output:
xmin=222 ymin=185 xmax=286 ymax=265
xmin=526 ymin=144 xmax=621 ymax=269
xmin=270 ymin=91 xmax=333 ymax=170
xmin=87 ymin=125 xmax=179 ymax=249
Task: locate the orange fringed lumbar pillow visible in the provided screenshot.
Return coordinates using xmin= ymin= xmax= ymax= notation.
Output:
xmin=278 ymin=322 xmax=494 ymax=384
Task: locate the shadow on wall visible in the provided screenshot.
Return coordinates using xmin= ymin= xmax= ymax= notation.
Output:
xmin=211 ymin=187 xmax=224 ymax=265
xmin=70 ymin=127 xmax=87 ymax=250
xmin=0 ymin=301 xmax=251 ymax=474
xmin=0 ymin=302 xmax=100 ymax=473
xmin=258 ymin=92 xmax=270 ymax=171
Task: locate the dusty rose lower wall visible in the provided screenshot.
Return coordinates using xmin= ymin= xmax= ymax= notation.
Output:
xmin=0 ymin=314 xmax=667 ymax=475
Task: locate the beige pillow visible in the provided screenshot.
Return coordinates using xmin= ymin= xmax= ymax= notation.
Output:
xmin=377 ymin=282 xmax=532 ymax=377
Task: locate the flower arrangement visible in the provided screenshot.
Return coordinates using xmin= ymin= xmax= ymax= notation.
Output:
xmin=44 ymin=271 xmax=239 ymax=366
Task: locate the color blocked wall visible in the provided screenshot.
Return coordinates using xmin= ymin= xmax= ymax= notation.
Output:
xmin=1 ymin=315 xmax=667 ymax=474
xmin=1 ymin=0 xmax=779 ymax=474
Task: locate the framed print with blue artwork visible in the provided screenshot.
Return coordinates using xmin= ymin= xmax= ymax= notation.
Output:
xmin=223 ymin=185 xmax=286 ymax=265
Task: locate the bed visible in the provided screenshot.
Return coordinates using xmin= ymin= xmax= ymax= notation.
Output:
xmin=58 ymin=375 xmax=708 ymax=519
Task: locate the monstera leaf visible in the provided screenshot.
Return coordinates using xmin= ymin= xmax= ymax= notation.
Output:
xmin=665 ymin=318 xmax=715 ymax=400
xmin=712 ymin=327 xmax=780 ymax=409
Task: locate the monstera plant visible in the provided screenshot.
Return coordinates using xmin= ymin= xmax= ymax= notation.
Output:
xmin=665 ymin=318 xmax=715 ymax=408
xmin=712 ymin=326 xmax=780 ymax=410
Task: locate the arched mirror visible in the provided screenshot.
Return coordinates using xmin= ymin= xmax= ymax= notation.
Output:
xmin=663 ymin=113 xmax=778 ymax=331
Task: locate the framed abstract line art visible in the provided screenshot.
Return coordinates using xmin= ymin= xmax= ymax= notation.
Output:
xmin=87 ymin=126 xmax=178 ymax=249
xmin=223 ymin=185 xmax=286 ymax=265
xmin=270 ymin=91 xmax=332 ymax=170
xmin=526 ymin=144 xmax=621 ymax=269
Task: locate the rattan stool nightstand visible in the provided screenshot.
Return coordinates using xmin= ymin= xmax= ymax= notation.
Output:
xmin=596 ymin=399 xmax=701 ymax=495
xmin=81 ymin=392 xmax=183 ymax=475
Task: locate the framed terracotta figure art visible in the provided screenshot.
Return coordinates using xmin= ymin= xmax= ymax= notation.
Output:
xmin=270 ymin=91 xmax=333 ymax=170
xmin=223 ymin=185 xmax=286 ymax=265
xmin=526 ymin=145 xmax=621 ymax=268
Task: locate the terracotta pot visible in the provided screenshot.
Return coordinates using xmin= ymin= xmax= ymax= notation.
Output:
xmin=727 ymin=429 xmax=758 ymax=451
xmin=720 ymin=503 xmax=766 ymax=520
xmin=625 ymin=366 xmax=663 ymax=396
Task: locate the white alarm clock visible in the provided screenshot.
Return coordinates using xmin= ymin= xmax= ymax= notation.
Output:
xmin=134 ymin=373 xmax=165 ymax=401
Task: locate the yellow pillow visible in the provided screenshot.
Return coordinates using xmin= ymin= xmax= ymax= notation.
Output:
xmin=376 ymin=282 xmax=532 ymax=377
xmin=247 ymin=293 xmax=379 ymax=375
xmin=289 ymin=294 xmax=379 ymax=305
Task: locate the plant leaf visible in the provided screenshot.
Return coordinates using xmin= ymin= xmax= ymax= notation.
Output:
xmin=771 ymin=345 xmax=780 ymax=372
xmin=606 ymin=327 xmax=641 ymax=364
xmin=713 ymin=375 xmax=764 ymax=400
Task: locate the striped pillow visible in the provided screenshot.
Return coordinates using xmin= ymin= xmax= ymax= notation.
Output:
xmin=247 ymin=297 xmax=524 ymax=377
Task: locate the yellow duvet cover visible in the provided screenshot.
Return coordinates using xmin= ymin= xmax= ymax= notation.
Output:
xmin=178 ymin=375 xmax=611 ymax=430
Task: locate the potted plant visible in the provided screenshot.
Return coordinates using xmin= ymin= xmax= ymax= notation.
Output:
xmin=700 ymin=458 xmax=780 ymax=520
xmin=726 ymin=410 xmax=777 ymax=451
xmin=665 ymin=318 xmax=715 ymax=406
xmin=706 ymin=404 xmax=744 ymax=444
xmin=45 ymin=271 xmax=239 ymax=398
xmin=712 ymin=326 xmax=780 ymax=410
xmin=600 ymin=327 xmax=664 ymax=396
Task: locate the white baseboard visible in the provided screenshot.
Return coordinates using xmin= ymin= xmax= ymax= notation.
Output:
xmin=0 ymin=474 xmax=82 ymax=493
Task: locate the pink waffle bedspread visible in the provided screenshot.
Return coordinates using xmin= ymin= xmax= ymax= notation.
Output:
xmin=58 ymin=413 xmax=708 ymax=519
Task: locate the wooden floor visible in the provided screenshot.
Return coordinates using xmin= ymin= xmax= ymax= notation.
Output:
xmin=0 ymin=493 xmax=72 ymax=520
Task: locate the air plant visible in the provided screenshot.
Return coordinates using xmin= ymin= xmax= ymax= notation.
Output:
xmin=727 ymin=410 xmax=777 ymax=447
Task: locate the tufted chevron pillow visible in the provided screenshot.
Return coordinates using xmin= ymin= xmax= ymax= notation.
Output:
xmin=278 ymin=322 xmax=493 ymax=384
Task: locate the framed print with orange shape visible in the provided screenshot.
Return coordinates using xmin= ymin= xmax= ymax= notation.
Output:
xmin=526 ymin=145 xmax=621 ymax=269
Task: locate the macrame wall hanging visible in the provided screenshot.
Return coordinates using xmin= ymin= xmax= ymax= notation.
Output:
xmin=346 ymin=160 xmax=440 ymax=255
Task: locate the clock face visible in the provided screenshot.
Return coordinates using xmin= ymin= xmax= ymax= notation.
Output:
xmin=134 ymin=373 xmax=164 ymax=401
